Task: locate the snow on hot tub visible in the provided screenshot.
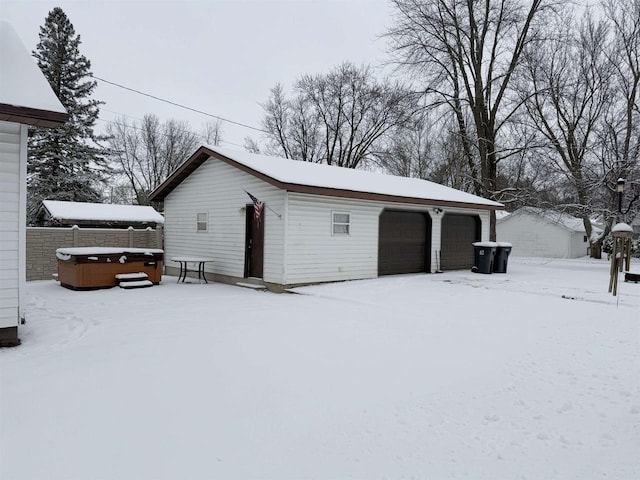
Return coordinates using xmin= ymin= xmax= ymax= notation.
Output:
xmin=56 ymin=247 xmax=164 ymax=290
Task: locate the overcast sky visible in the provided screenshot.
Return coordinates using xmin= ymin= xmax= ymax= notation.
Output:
xmin=2 ymin=0 xmax=394 ymax=149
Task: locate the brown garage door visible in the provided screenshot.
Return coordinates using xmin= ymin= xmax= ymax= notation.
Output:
xmin=440 ymin=214 xmax=480 ymax=270
xmin=378 ymin=210 xmax=431 ymax=276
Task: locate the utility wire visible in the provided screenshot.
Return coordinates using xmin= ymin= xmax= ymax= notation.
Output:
xmin=92 ymin=74 xmax=268 ymax=134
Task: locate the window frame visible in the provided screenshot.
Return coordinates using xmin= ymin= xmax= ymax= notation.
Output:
xmin=331 ymin=211 xmax=351 ymax=236
xmin=196 ymin=211 xmax=208 ymax=232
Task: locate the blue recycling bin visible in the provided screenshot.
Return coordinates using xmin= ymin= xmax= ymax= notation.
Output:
xmin=472 ymin=242 xmax=497 ymax=274
xmin=493 ymin=242 xmax=513 ymax=273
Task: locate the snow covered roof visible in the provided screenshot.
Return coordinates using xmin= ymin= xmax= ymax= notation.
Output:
xmin=0 ymin=21 xmax=68 ymax=128
xmin=41 ymin=200 xmax=164 ymax=225
xmin=150 ymin=145 xmax=504 ymax=210
xmin=501 ymin=207 xmax=602 ymax=233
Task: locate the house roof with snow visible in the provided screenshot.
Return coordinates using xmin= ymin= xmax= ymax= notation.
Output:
xmin=498 ymin=207 xmax=602 ymax=233
xmin=0 ymin=21 xmax=68 ymax=128
xmin=149 ymin=145 xmax=504 ymax=210
xmin=37 ymin=200 xmax=164 ymax=228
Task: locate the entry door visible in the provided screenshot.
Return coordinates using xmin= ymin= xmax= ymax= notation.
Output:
xmin=245 ymin=205 xmax=264 ymax=278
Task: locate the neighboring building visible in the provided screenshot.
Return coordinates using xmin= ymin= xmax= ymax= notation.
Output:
xmin=0 ymin=21 xmax=68 ymax=346
xmin=35 ymin=200 xmax=164 ymax=228
xmin=496 ymin=207 xmax=602 ymax=259
xmin=630 ymin=214 xmax=640 ymax=240
xmin=149 ymin=146 xmax=503 ymax=290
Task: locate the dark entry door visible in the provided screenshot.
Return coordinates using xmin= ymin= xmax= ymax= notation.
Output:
xmin=378 ymin=210 xmax=431 ymax=275
xmin=245 ymin=205 xmax=264 ymax=278
xmin=440 ymin=214 xmax=480 ymax=270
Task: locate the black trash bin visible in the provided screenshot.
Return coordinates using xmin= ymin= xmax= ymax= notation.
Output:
xmin=493 ymin=242 xmax=513 ymax=273
xmin=472 ymin=242 xmax=497 ymax=274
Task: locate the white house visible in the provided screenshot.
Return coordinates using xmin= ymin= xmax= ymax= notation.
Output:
xmin=36 ymin=200 xmax=165 ymax=228
xmin=149 ymin=146 xmax=503 ymax=290
xmin=0 ymin=22 xmax=68 ymax=346
xmin=496 ymin=207 xmax=602 ymax=259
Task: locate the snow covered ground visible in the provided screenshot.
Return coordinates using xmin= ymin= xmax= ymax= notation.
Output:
xmin=1 ymin=257 xmax=638 ymax=479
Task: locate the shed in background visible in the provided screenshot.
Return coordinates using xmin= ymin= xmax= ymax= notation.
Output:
xmin=35 ymin=200 xmax=164 ymax=228
xmin=496 ymin=207 xmax=601 ymax=259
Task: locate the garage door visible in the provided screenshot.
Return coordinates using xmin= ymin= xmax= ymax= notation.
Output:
xmin=440 ymin=214 xmax=480 ymax=270
xmin=378 ymin=210 xmax=431 ymax=275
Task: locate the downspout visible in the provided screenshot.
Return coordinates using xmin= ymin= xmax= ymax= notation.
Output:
xmin=18 ymin=125 xmax=28 ymax=325
xmin=282 ymin=190 xmax=289 ymax=286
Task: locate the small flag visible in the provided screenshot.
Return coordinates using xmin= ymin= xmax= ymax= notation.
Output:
xmin=245 ymin=191 xmax=264 ymax=223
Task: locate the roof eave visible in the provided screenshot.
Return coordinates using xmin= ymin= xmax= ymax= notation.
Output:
xmin=281 ymin=183 xmax=502 ymax=210
xmin=0 ymin=103 xmax=68 ymax=128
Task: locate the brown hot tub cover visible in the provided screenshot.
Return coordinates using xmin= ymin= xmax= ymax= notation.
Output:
xmin=56 ymin=247 xmax=164 ymax=290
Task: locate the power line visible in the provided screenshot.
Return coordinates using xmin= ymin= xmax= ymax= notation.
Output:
xmin=92 ymin=74 xmax=268 ymax=134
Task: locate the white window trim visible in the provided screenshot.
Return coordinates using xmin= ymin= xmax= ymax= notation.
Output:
xmin=196 ymin=211 xmax=208 ymax=232
xmin=332 ymin=211 xmax=351 ymax=235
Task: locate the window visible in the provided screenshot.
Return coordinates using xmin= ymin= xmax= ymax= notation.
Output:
xmin=332 ymin=212 xmax=350 ymax=235
xmin=197 ymin=212 xmax=208 ymax=232
xmin=583 ymin=235 xmax=588 ymax=242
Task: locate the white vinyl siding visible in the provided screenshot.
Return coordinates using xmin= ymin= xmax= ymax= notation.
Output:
xmin=285 ymin=194 xmax=378 ymax=285
xmin=569 ymin=231 xmax=590 ymax=258
xmin=163 ymin=160 xmax=285 ymax=283
xmin=0 ymin=121 xmax=22 ymax=328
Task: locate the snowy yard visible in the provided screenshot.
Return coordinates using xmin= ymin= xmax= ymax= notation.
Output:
xmin=1 ymin=257 xmax=639 ymax=480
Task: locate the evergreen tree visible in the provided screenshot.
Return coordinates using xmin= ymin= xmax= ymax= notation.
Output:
xmin=27 ymin=7 xmax=108 ymax=223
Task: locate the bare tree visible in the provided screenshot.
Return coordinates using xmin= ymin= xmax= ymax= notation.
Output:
xmin=261 ymin=63 xmax=413 ymax=169
xmin=243 ymin=136 xmax=261 ymax=154
xmin=201 ymin=119 xmax=223 ymax=146
xmin=521 ymin=9 xmax=613 ymax=256
xmin=262 ymin=83 xmax=323 ymax=163
xmin=375 ymin=110 xmax=481 ymax=194
xmin=374 ymin=111 xmax=435 ymax=179
xmin=598 ymin=0 xmax=640 ymax=225
xmin=387 ymin=0 xmax=548 ymax=239
xmin=106 ymin=114 xmax=199 ymax=205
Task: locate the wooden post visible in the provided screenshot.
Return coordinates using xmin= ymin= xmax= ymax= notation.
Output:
xmin=624 ymin=238 xmax=632 ymax=272
xmin=609 ymin=240 xmax=617 ymax=293
xmin=610 ymin=224 xmax=634 ymax=296
xmin=72 ymin=224 xmax=79 ymax=247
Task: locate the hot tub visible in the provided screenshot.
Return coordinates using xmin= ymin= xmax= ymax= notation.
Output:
xmin=56 ymin=247 xmax=164 ymax=290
